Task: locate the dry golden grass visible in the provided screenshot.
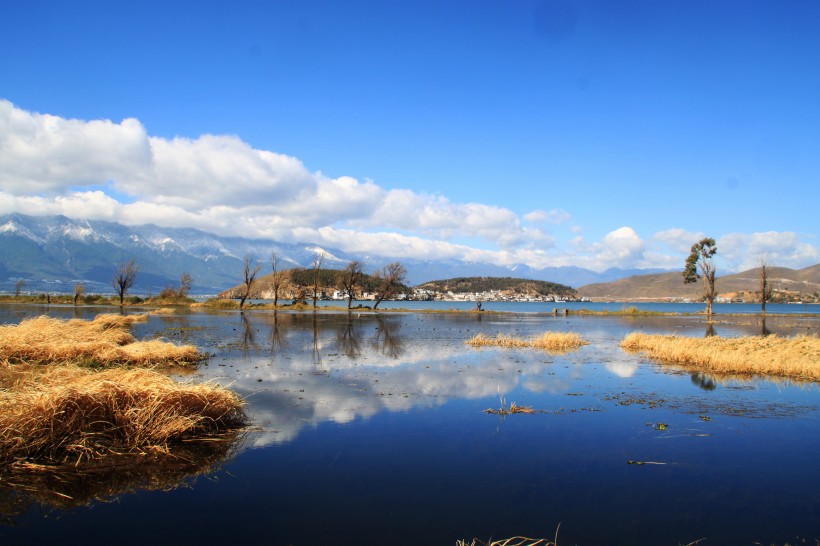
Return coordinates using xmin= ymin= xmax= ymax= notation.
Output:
xmin=457 ymin=536 xmax=556 ymax=546
xmin=0 ymin=364 xmax=246 ymax=466
xmin=621 ymin=332 xmax=820 ymax=381
xmin=0 ymin=313 xmax=202 ymax=367
xmin=466 ymin=332 xmax=587 ymax=352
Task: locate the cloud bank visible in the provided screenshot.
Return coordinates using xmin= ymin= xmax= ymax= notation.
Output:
xmin=1 ymin=100 xmax=817 ymax=272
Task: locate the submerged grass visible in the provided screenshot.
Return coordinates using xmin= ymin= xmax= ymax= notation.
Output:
xmin=0 ymin=313 xmax=203 ymax=367
xmin=457 ymin=538 xmax=556 ymax=546
xmin=621 ymin=332 xmax=820 ymax=382
xmin=466 ymin=332 xmax=587 ymax=352
xmin=0 ymin=364 xmax=246 ymax=466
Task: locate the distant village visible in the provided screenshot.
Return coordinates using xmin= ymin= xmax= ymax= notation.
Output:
xmin=298 ymin=287 xmax=590 ymax=303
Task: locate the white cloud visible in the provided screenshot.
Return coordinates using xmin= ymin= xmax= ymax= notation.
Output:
xmin=718 ymin=231 xmax=820 ymax=271
xmin=653 ymin=228 xmax=705 ymax=254
xmin=1 ymin=100 xmax=817 ymax=274
xmin=524 ymin=208 xmax=571 ymax=225
xmin=0 ymin=100 xmax=150 ymax=194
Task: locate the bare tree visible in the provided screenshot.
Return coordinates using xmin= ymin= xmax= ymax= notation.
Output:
xmin=73 ymin=282 xmax=85 ymax=305
xmin=373 ymin=262 xmax=407 ymax=310
xmin=270 ymin=251 xmax=287 ymax=308
xmin=113 ymin=259 xmax=139 ymax=305
xmin=239 ymin=254 xmax=261 ymax=309
xmin=178 ymin=272 xmax=193 ymax=297
xmin=758 ymin=257 xmax=775 ymax=314
xmin=14 ymin=279 xmax=25 ymax=297
xmin=683 ymin=238 xmax=717 ymax=316
xmin=310 ymin=253 xmax=325 ymax=309
xmin=338 ymin=260 xmax=364 ymax=309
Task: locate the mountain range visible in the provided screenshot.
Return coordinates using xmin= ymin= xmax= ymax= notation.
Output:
xmin=577 ymin=265 xmax=820 ymax=301
xmin=0 ymin=213 xmax=672 ymax=295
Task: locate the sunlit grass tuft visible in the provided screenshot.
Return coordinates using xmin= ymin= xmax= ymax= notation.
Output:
xmin=0 ymin=313 xmax=202 ymax=367
xmin=466 ymin=332 xmax=587 ymax=352
xmin=0 ymin=364 xmax=246 ymax=466
xmin=621 ymin=332 xmax=820 ymax=381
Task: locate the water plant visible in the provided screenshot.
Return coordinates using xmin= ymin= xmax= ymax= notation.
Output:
xmin=466 ymin=332 xmax=587 ymax=352
xmin=621 ymin=332 xmax=820 ymax=381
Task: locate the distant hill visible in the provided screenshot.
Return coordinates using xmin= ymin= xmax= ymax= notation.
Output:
xmin=577 ymin=265 xmax=820 ymax=301
xmin=417 ymin=276 xmax=578 ymax=299
xmin=0 ymin=213 xmax=674 ymax=294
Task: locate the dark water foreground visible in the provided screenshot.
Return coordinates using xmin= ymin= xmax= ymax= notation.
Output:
xmin=0 ymin=305 xmax=818 ymax=545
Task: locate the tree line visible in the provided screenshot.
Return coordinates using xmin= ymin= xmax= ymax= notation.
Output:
xmin=234 ymin=252 xmax=408 ymax=310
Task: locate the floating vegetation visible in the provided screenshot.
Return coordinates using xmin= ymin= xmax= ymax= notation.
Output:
xmin=621 ymin=332 xmax=820 ymax=382
xmin=466 ymin=332 xmax=588 ymax=352
xmin=627 ymin=460 xmax=667 ymax=466
xmin=0 ymin=365 xmax=246 ymax=467
xmin=484 ymin=392 xmax=538 ymax=415
xmin=483 ymin=402 xmax=537 ymax=415
xmin=0 ymin=313 xmax=203 ymax=367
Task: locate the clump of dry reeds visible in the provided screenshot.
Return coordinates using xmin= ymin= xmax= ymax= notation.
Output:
xmin=621 ymin=332 xmax=820 ymax=382
xmin=0 ymin=365 xmax=246 ymax=466
xmin=0 ymin=313 xmax=202 ymax=367
xmin=457 ymin=536 xmax=556 ymax=546
xmin=466 ymin=332 xmax=587 ymax=352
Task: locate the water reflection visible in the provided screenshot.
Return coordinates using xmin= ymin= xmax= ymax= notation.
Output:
xmin=0 ymin=431 xmax=245 ymax=523
xmin=690 ymin=372 xmax=717 ymax=391
xmin=704 ymin=322 xmax=718 ymax=337
xmin=200 ymin=312 xmax=586 ymax=447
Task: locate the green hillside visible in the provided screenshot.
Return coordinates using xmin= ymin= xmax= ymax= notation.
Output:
xmin=417 ymin=276 xmax=578 ymax=298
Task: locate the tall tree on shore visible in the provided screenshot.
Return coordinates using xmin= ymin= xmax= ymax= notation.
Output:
xmin=270 ymin=251 xmax=287 ymax=308
xmin=178 ymin=272 xmax=193 ymax=297
xmin=758 ymin=257 xmax=775 ymax=314
xmin=73 ymin=282 xmax=85 ymax=305
xmin=14 ymin=279 xmax=25 ymax=297
xmin=682 ymin=238 xmax=717 ymax=316
xmin=310 ymin=253 xmax=325 ymax=309
xmin=239 ymin=254 xmax=261 ymax=310
xmin=373 ymin=262 xmax=407 ymax=310
xmin=112 ymin=259 xmax=138 ymax=305
xmin=338 ymin=260 xmax=364 ymax=309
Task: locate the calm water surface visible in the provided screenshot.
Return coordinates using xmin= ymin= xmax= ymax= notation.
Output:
xmin=1 ymin=305 xmax=818 ymax=545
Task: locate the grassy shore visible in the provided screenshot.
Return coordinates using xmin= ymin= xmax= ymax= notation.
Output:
xmin=0 ymin=365 xmax=246 ymax=465
xmin=0 ymin=313 xmax=203 ymax=367
xmin=621 ymin=332 xmax=820 ymax=382
xmin=0 ymin=312 xmax=246 ymax=470
xmin=466 ymin=332 xmax=588 ymax=352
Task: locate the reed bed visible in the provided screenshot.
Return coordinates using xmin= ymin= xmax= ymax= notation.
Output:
xmin=0 ymin=365 xmax=246 ymax=466
xmin=457 ymin=536 xmax=556 ymax=546
xmin=466 ymin=332 xmax=587 ymax=352
xmin=0 ymin=313 xmax=202 ymax=367
xmin=621 ymin=332 xmax=820 ymax=382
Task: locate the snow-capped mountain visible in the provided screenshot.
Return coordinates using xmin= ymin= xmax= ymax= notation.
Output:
xmin=0 ymin=213 xmax=671 ymax=294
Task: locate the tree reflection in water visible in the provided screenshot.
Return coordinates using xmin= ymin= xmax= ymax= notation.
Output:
xmin=704 ymin=322 xmax=718 ymax=337
xmin=268 ymin=312 xmax=286 ymax=363
xmin=690 ymin=372 xmax=717 ymax=391
xmin=337 ymin=314 xmax=361 ymax=358
xmin=371 ymin=315 xmax=404 ymax=359
xmin=759 ymin=317 xmax=771 ymax=337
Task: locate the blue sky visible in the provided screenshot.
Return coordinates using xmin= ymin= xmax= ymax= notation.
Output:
xmin=1 ymin=0 xmax=818 ymax=272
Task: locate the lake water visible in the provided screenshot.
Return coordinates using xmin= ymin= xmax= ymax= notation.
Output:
xmin=1 ymin=305 xmax=819 ymax=545
xmin=250 ymin=299 xmax=820 ymax=315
